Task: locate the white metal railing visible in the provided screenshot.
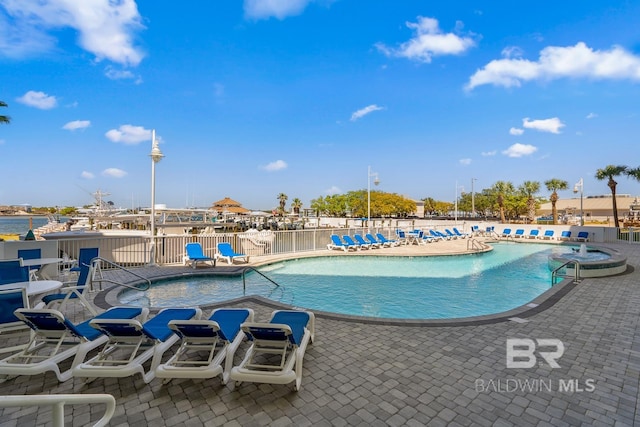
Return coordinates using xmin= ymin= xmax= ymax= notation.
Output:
xmin=0 ymin=394 xmax=115 ymax=427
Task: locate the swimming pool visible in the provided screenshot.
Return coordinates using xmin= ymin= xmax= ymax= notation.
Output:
xmin=119 ymin=243 xmax=565 ymax=319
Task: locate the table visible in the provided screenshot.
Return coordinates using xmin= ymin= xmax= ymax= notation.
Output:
xmin=5 ymin=280 xmax=63 ymax=297
xmin=21 ymin=258 xmax=63 ymax=280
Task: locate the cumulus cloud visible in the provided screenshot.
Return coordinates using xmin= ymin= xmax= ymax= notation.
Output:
xmin=105 ymin=124 xmax=151 ymax=144
xmin=466 ymin=42 xmax=640 ymax=90
xmin=62 ymin=120 xmax=90 ymax=131
xmin=325 ymin=185 xmax=341 ymax=195
xmin=481 ymin=150 xmax=497 ymax=156
xmin=16 ymin=90 xmax=57 ymax=109
xmin=102 ymin=168 xmax=127 ymax=178
xmin=80 ymin=171 xmax=95 ymax=179
xmin=262 ymin=160 xmax=287 ymax=171
xmin=459 ymin=158 xmax=472 ymax=165
xmin=586 ymin=112 xmax=598 ymax=119
xmin=350 ymin=104 xmax=384 ymax=121
xmin=509 ymin=127 xmax=524 ymax=135
xmin=522 ymin=117 xmax=565 ymax=134
xmin=244 ymin=0 xmax=311 ymax=20
xmin=0 ymin=0 xmax=145 ymax=66
xmin=375 ymin=16 xmax=475 ymax=63
xmin=104 ymin=66 xmax=141 ymax=83
xmin=502 ymin=143 xmax=537 ymax=158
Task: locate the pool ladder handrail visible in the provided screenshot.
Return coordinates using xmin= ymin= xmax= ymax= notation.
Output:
xmin=551 ymin=260 xmax=582 ymax=285
xmin=90 ymin=257 xmax=151 ymax=291
xmin=466 ymin=238 xmax=488 ymax=251
xmin=242 ymin=266 xmax=281 ymax=293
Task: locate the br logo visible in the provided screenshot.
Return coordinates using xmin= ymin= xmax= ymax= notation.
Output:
xmin=506 ymin=339 xmax=564 ymax=368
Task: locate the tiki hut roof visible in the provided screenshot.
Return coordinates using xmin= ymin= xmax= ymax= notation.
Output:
xmin=210 ymin=197 xmax=250 ymax=214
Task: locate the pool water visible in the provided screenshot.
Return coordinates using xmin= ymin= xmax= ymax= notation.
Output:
xmin=119 ymin=243 xmax=561 ymax=319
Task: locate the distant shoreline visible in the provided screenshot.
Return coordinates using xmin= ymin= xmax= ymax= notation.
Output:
xmin=0 ymin=214 xmax=48 ymax=217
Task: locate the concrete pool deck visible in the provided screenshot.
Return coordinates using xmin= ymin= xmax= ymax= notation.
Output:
xmin=1 ymin=239 xmax=639 ymax=426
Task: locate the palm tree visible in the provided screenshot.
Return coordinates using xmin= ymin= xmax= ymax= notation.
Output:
xmin=0 ymin=101 xmax=10 ymax=124
xmin=491 ymin=181 xmax=514 ymax=223
xmin=544 ymin=179 xmax=568 ymax=225
xmin=627 ymin=166 xmax=640 ymax=182
xmin=596 ymin=165 xmax=628 ymax=228
xmin=519 ymin=181 xmax=540 ymax=223
xmin=277 ymin=193 xmax=288 ymax=216
xmin=291 ymin=198 xmax=302 ymax=215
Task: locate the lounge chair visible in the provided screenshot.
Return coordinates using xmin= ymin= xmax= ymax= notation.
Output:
xmin=470 ymin=225 xmax=479 ymax=236
xmin=0 ymin=287 xmax=39 ymax=355
xmin=230 ymin=309 xmax=315 ymax=391
xmin=365 ymin=233 xmax=387 ymax=247
xmin=155 ymin=308 xmax=254 ymax=384
xmin=185 ymin=242 xmax=216 ymax=269
xmin=0 ymin=307 xmax=147 ymax=382
xmin=327 ymin=234 xmax=356 ymax=251
xmin=500 ymin=228 xmax=512 ymax=238
xmin=513 ymin=229 xmax=525 ymax=238
xmin=558 ymin=231 xmax=572 ymax=241
xmin=574 ymin=231 xmax=589 ymax=242
xmin=417 ymin=230 xmax=435 ymax=244
xmin=429 ymin=230 xmax=447 ymax=241
xmin=395 ymin=230 xmax=408 ymax=245
xmin=0 ymin=260 xmax=30 ymax=286
xmin=540 ymin=230 xmax=555 ymax=240
xmin=352 ymin=234 xmax=374 ymax=249
xmin=452 ymin=228 xmax=469 ymax=238
xmin=42 ymin=247 xmax=99 ymax=316
xmin=444 ymin=229 xmax=458 ymax=240
xmin=215 ymin=242 xmax=249 ymax=265
xmin=375 ymin=233 xmax=398 ymax=247
xmin=343 ymin=235 xmax=369 ymax=250
xmin=73 ymin=307 xmax=201 ymax=383
xmin=17 ymin=248 xmax=41 ymax=281
xmin=526 ymin=229 xmax=539 ymax=239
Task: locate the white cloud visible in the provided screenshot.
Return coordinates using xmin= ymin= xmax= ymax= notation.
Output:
xmin=466 ymin=42 xmax=640 ymax=90
xmin=522 ymin=117 xmax=565 ymax=134
xmin=62 ymin=120 xmax=90 ymax=131
xmin=102 ymin=168 xmax=127 ymax=178
xmin=105 ymin=66 xmax=141 ymax=83
xmin=105 ymin=125 xmax=151 ymax=145
xmin=244 ymin=0 xmax=311 ymax=20
xmin=16 ymin=90 xmax=57 ymax=109
xmin=325 ymin=185 xmax=341 ymax=195
xmin=262 ymin=159 xmax=287 ymax=171
xmin=350 ymin=104 xmax=384 ymax=121
xmin=509 ymin=127 xmax=524 ymax=135
xmin=481 ymin=150 xmax=497 ymax=156
xmin=459 ymin=158 xmax=472 ymax=165
xmin=502 ymin=143 xmax=537 ymax=158
xmin=586 ymin=112 xmax=598 ymax=119
xmin=80 ymin=171 xmax=95 ymax=179
xmin=501 ymin=46 xmax=523 ymax=59
xmin=0 ymin=0 xmax=145 ymax=66
xmin=376 ymin=16 xmax=475 ymax=63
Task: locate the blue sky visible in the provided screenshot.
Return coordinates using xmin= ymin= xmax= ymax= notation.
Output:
xmin=1 ymin=0 xmax=640 ymax=212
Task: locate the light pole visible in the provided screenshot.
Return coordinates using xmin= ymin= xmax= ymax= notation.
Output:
xmin=149 ymin=129 xmax=164 ymax=265
xmin=367 ymin=166 xmax=379 ymax=226
xmin=471 ymin=178 xmax=477 ymax=218
xmin=454 ymin=181 xmax=464 ymax=223
xmin=573 ymin=178 xmax=584 ymax=226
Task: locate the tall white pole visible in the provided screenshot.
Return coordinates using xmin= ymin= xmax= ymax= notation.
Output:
xmin=367 ymin=165 xmax=371 ymax=225
xmin=471 ymin=178 xmax=477 ymax=217
xmin=454 ymin=180 xmax=458 ymax=223
xmin=149 ymin=129 xmax=164 ymax=266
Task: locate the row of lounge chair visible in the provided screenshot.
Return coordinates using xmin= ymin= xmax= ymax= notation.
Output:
xmin=499 ymin=228 xmax=589 ymax=241
xmin=184 ymin=242 xmax=249 ymax=268
xmin=327 ymin=233 xmax=399 ymax=251
xmin=0 ymin=306 xmax=315 ymax=391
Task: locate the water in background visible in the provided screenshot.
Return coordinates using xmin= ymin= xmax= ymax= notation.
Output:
xmin=0 ymin=217 xmax=52 ymax=235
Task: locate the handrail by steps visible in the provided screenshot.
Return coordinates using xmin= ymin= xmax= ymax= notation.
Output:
xmin=551 ymin=260 xmax=581 ymax=285
xmin=90 ymin=257 xmax=151 ymax=291
xmin=242 ymin=266 xmax=281 ymax=294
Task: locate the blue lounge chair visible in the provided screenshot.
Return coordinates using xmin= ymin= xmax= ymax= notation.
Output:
xmin=500 ymin=228 xmax=512 ymax=238
xmin=470 ymin=225 xmax=479 ymax=235
xmin=42 ymin=247 xmax=99 ymax=316
xmin=0 ymin=287 xmax=34 ymax=355
xmin=375 ymin=233 xmax=398 ymax=247
xmin=214 ymin=242 xmax=249 ymax=265
xmin=452 ymin=228 xmax=469 ymax=238
xmin=527 ymin=229 xmax=539 ymax=239
xmin=575 ymin=231 xmax=589 ymax=242
xmin=558 ymin=230 xmax=572 ymax=241
xmin=0 ymin=260 xmax=30 ymax=286
xmin=365 ymin=233 xmax=386 ymax=247
xmin=541 ymin=230 xmax=555 ymax=240
xmin=514 ymin=229 xmax=525 ymax=238
xmin=185 ymin=242 xmax=215 ymax=268
xmin=0 ymin=306 xmax=147 ymax=382
xmin=429 ymin=230 xmax=447 ymax=241
xmin=155 ymin=308 xmax=254 ymax=383
xmin=353 ymin=234 xmax=375 ymax=249
xmin=327 ymin=234 xmax=356 ymax=251
xmin=444 ymin=229 xmax=458 ymax=240
xmin=343 ymin=235 xmax=369 ymax=250
xmin=17 ymin=249 xmax=41 ymax=281
xmin=230 ymin=309 xmax=315 ymax=391
xmin=74 ymin=307 xmax=201 ymax=383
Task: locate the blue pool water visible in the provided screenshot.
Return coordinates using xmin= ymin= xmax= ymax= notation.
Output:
xmin=119 ymin=243 xmax=567 ymax=319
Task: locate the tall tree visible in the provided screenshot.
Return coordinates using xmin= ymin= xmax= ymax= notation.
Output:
xmin=0 ymin=101 xmax=10 ymax=124
xmin=544 ymin=179 xmax=568 ymax=225
xmin=491 ymin=181 xmax=514 ymax=223
xmin=291 ymin=198 xmax=302 ymax=214
xmin=596 ymin=165 xmax=628 ymax=228
xmin=519 ymin=181 xmax=541 ymax=223
xmin=277 ymin=193 xmax=288 ymax=216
